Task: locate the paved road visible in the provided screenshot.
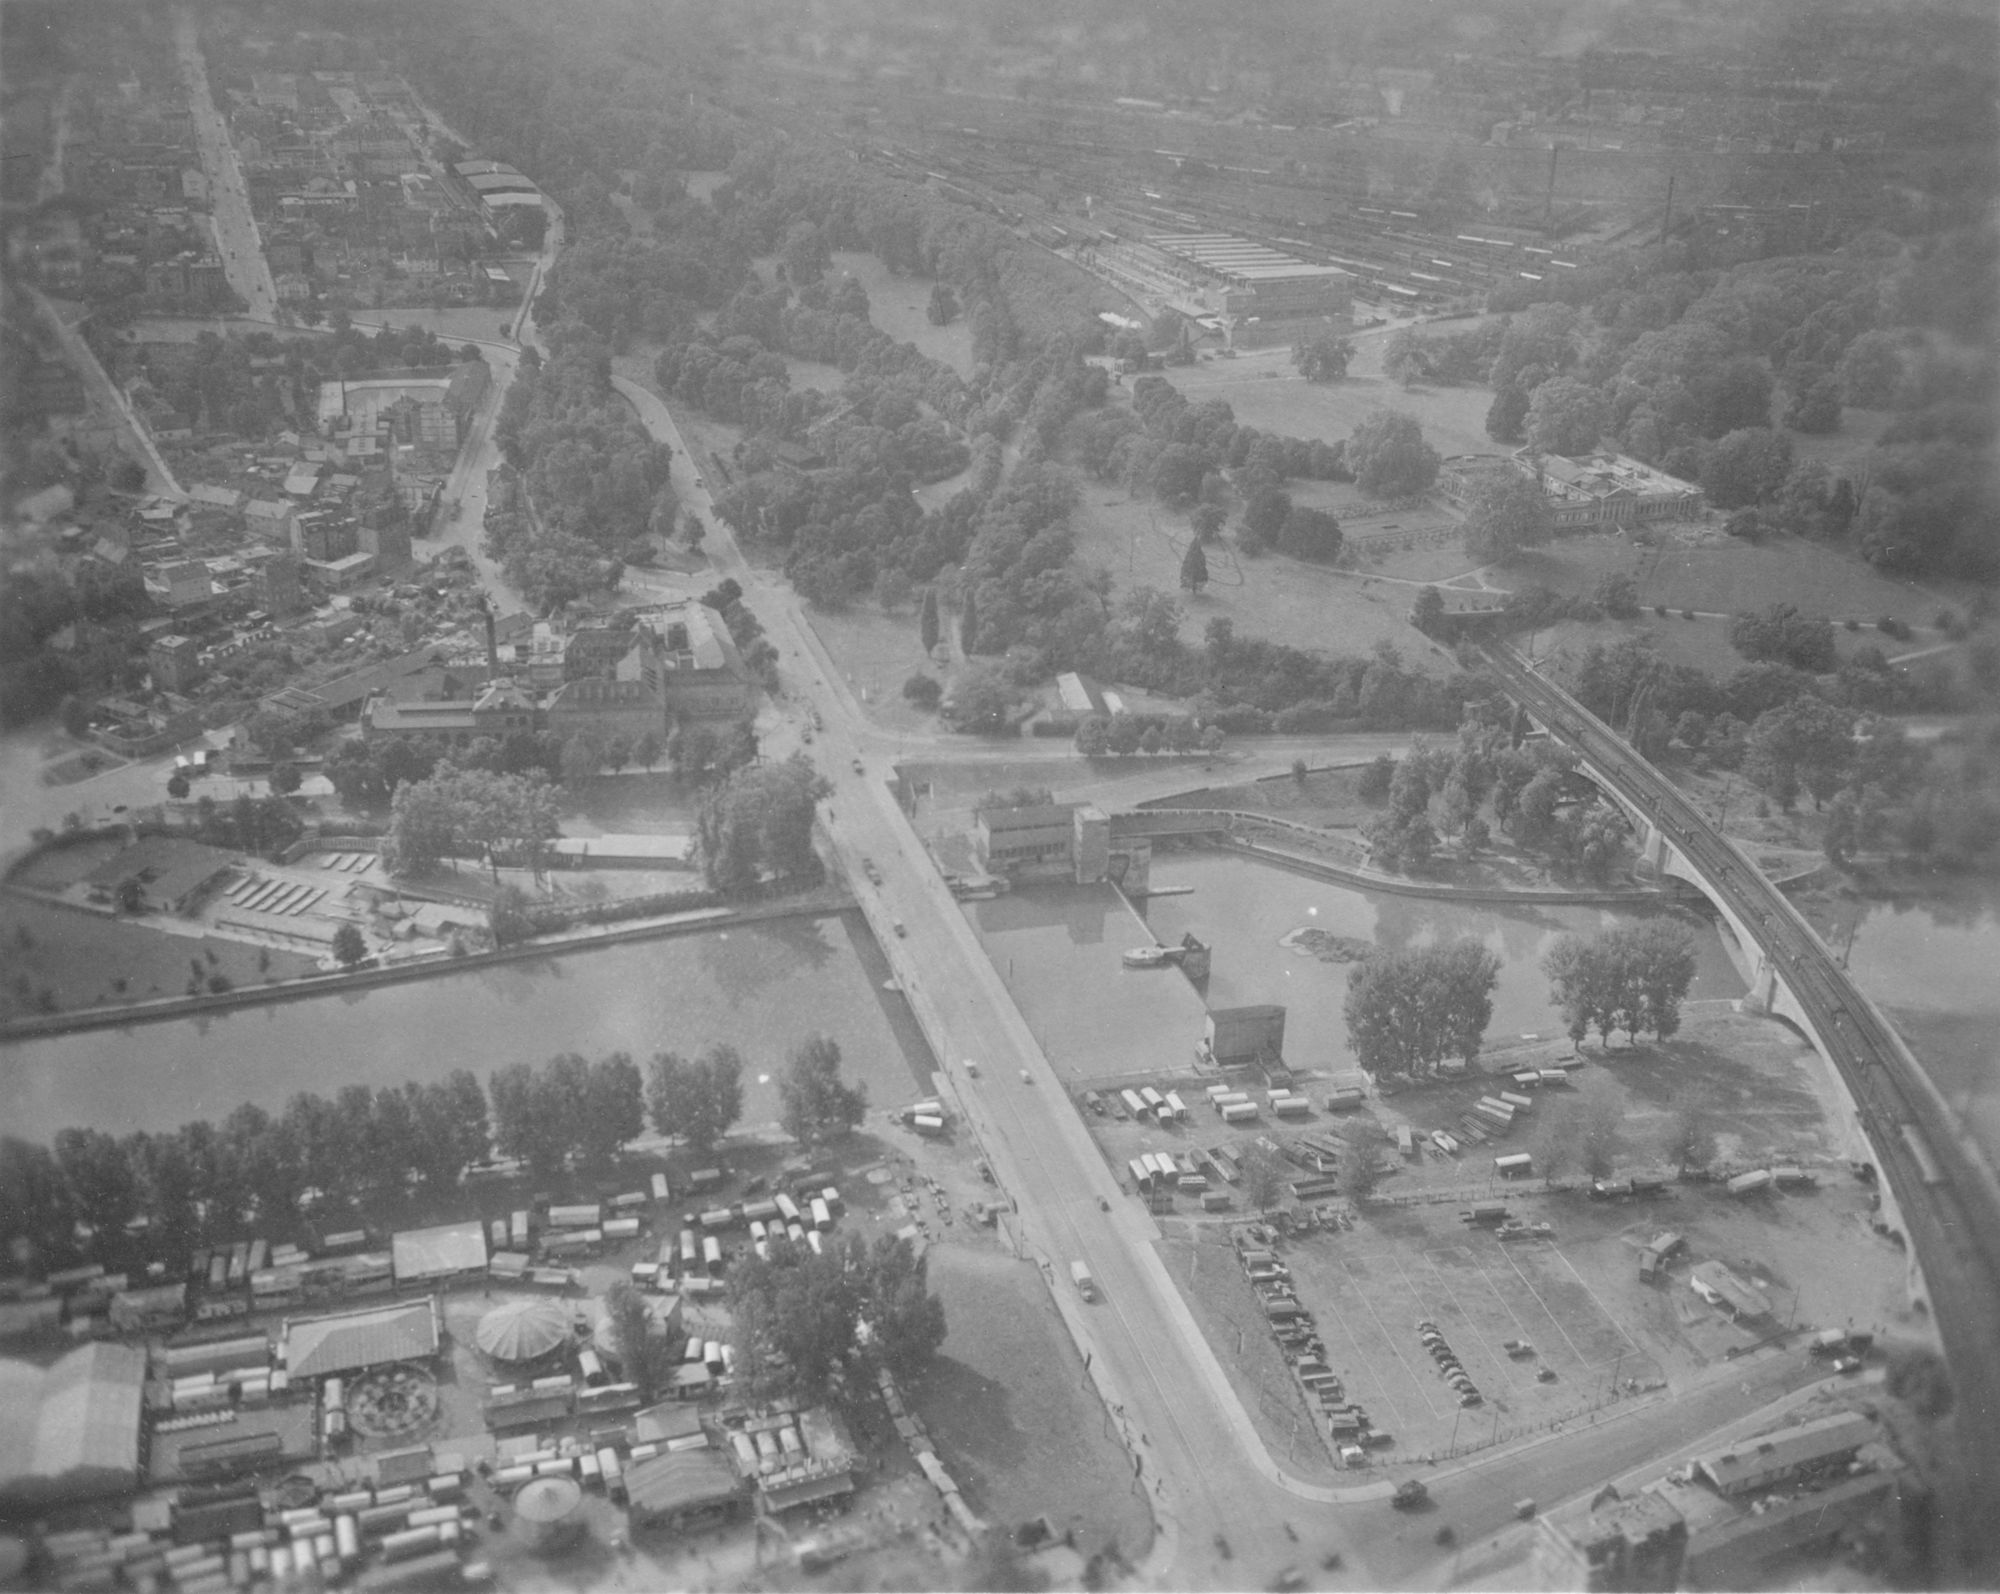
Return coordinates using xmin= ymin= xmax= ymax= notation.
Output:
xmin=1482 ymin=643 xmax=2000 ymax=1582
xmin=175 ymin=7 xmax=278 ymax=322
xmin=29 ymin=287 xmax=184 ymax=500
xmin=611 ymin=373 xmax=1395 ymax=1588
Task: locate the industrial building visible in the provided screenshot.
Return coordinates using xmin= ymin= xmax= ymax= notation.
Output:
xmin=1692 ymin=1411 xmax=1876 ymax=1497
xmin=363 ymin=600 xmax=757 ymax=751
xmin=975 ymin=803 xmax=1087 ymax=874
xmin=1533 ymin=1414 xmax=1897 ymax=1591
xmin=1147 ymin=234 xmax=1353 ymax=321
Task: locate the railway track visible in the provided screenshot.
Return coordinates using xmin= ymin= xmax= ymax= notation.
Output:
xmin=1481 ymin=643 xmax=2000 ymax=1579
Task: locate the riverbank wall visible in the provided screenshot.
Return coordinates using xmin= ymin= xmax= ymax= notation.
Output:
xmin=0 ymin=886 xmax=853 ymax=1043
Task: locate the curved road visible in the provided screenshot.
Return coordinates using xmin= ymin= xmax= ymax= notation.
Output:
xmin=1480 ymin=642 xmax=2000 ymax=1582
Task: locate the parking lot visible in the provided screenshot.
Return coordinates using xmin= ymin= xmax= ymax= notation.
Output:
xmin=1282 ymin=1232 xmax=1655 ymax=1447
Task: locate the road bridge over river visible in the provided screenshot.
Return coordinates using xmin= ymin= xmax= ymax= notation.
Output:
xmin=1480 ymin=642 xmax=2000 ymax=1582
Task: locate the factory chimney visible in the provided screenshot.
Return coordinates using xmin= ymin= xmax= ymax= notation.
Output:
xmin=482 ymin=601 xmax=498 ymax=676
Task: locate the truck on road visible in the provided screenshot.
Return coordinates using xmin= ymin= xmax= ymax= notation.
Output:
xmin=1069 ymin=1260 xmax=1098 ymax=1302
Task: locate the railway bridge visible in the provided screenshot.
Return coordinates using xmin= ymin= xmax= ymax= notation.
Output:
xmin=1481 ymin=643 xmax=2000 ymax=1581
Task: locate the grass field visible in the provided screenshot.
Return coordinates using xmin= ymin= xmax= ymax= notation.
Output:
xmin=913 ymin=1246 xmax=1156 ymax=1558
xmin=0 ymin=893 xmax=317 ymax=1017
xmin=803 ymin=606 xmax=945 ymax=734
xmin=831 ymin=251 xmax=975 ymax=377
xmin=1502 ymin=530 xmax=1959 ymax=628
xmin=1171 ymin=341 xmax=1499 ymax=461
xmin=1064 ymin=492 xmax=1452 ymax=673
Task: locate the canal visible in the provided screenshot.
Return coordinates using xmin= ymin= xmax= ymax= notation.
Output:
xmin=0 ymin=912 xmax=935 ymax=1143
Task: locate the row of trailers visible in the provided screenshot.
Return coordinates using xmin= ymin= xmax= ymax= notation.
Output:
xmin=1128 ymin=1146 xmax=1243 ymax=1212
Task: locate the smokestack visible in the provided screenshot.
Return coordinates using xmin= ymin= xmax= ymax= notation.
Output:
xmin=482 ymin=601 xmax=498 ymax=676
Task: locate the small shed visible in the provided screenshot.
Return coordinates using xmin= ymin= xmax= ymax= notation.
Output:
xmin=1204 ymin=1004 xmax=1287 ymax=1068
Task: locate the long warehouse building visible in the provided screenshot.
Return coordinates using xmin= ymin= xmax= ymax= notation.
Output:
xmin=1147 ymin=233 xmax=1352 ymax=319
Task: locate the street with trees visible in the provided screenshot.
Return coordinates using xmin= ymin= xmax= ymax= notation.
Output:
xmin=488 ymin=1051 xmax=645 ymax=1178
xmin=2 ymin=1068 xmax=495 ymax=1269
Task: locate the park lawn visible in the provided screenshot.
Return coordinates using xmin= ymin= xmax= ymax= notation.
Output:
xmin=912 ymin=1245 xmax=1158 ymax=1558
xmin=1158 ymin=763 xmax=1383 ymax=830
xmin=0 ymin=895 xmax=318 ymax=1018
xmin=831 ymin=251 xmax=975 ymax=376
xmin=1783 ymin=403 xmax=1896 ymax=475
xmin=1532 ymin=607 xmax=1927 ymax=687
xmin=782 ymin=352 xmax=849 ymax=393
xmin=1064 ymin=491 xmax=1448 ymax=670
xmin=1169 ymin=344 xmax=1499 ymax=461
xmin=1500 ymin=528 xmax=1955 ymax=628
xmin=803 ymin=605 xmax=947 ymax=734
xmin=1357 ymin=538 xmax=1487 ymax=585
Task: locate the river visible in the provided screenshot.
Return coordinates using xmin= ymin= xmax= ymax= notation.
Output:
xmin=0 ymin=913 xmax=934 ymax=1144
xmin=963 ymin=850 xmax=1744 ymax=1084
xmin=1805 ymin=876 xmax=2000 ymax=1164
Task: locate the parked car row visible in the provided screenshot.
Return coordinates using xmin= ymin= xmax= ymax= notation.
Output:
xmin=1231 ymin=1233 xmax=1388 ymax=1457
xmin=1416 ymin=1317 xmax=1483 ymax=1407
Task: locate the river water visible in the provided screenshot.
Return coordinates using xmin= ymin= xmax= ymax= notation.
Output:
xmin=0 ymin=913 xmax=934 ymax=1144
xmin=963 ymin=850 xmax=1744 ymax=1084
xmin=1804 ymin=877 xmax=2000 ymax=1162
